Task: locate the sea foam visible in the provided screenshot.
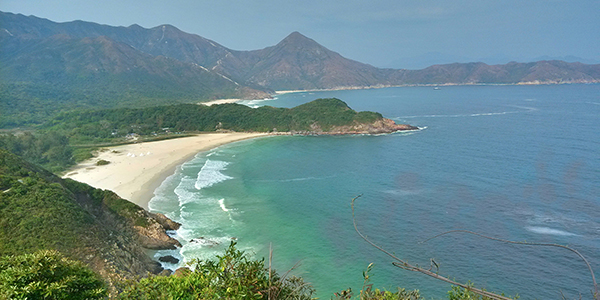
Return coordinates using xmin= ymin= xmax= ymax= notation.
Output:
xmin=195 ymin=159 xmax=233 ymax=190
xmin=525 ymin=226 xmax=579 ymax=237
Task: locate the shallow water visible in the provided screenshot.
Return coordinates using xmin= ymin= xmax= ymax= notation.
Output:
xmin=150 ymin=84 xmax=600 ymax=299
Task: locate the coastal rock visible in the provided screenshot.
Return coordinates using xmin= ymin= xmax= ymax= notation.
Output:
xmin=295 ymin=118 xmax=418 ymax=135
xmin=150 ymin=212 xmax=181 ymax=230
xmin=189 ymin=237 xmax=220 ymax=247
xmin=158 ymin=255 xmax=180 ymax=264
xmin=134 ymin=222 xmax=182 ymax=250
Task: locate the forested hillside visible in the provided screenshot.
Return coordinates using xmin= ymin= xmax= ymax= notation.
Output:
xmin=0 ymin=149 xmax=180 ymax=288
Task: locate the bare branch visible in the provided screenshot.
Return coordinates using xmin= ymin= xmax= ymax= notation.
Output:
xmin=351 ymin=195 xmax=513 ymax=300
xmin=421 ymin=230 xmax=598 ymax=299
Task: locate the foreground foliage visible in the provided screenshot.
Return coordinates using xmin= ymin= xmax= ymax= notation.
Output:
xmin=0 ymin=250 xmax=107 ymax=300
xmin=118 ymin=242 xmax=315 ymax=300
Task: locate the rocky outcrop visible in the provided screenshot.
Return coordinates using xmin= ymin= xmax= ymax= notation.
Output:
xmin=150 ymin=212 xmax=181 ymax=231
xmin=134 ymin=221 xmax=182 ymax=250
xmin=159 ymin=255 xmax=180 ymax=264
xmin=292 ymin=118 xmax=418 ymax=135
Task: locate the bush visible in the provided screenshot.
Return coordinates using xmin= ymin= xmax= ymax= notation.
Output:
xmin=333 ymin=263 xmax=422 ymax=300
xmin=0 ymin=250 xmax=107 ymax=299
xmin=96 ymin=159 xmax=110 ymax=166
xmin=118 ymin=242 xmax=314 ymax=299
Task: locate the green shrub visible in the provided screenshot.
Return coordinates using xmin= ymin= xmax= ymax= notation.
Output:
xmin=96 ymin=159 xmax=110 ymax=166
xmin=118 ymin=242 xmax=314 ymax=300
xmin=447 ymin=284 xmax=519 ymax=300
xmin=333 ymin=263 xmax=422 ymax=300
xmin=0 ymin=250 xmax=107 ymax=299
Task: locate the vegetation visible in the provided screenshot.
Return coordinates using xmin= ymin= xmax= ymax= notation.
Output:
xmin=1 ymin=98 xmax=386 ymax=174
xmin=97 ymin=159 xmax=110 ymax=166
xmin=118 ymin=242 xmax=314 ymax=300
xmin=0 ymin=148 xmax=165 ymax=283
xmin=0 ymin=132 xmax=74 ymax=173
xmin=334 ymin=263 xmax=422 ymax=300
xmin=0 ymin=244 xmax=503 ymax=299
xmin=0 ymin=148 xmax=94 ymax=256
xmin=42 ymin=98 xmax=383 ymax=144
xmin=0 ymin=250 xmax=107 ymax=300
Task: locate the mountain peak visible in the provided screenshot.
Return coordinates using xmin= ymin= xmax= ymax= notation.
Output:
xmin=278 ymin=31 xmax=318 ymax=47
xmin=286 ymin=31 xmax=307 ymax=39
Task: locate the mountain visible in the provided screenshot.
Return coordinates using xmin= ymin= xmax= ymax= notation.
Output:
xmin=212 ymin=32 xmax=395 ymax=90
xmin=0 ymin=148 xmax=180 ymax=287
xmin=1 ymin=11 xmax=600 ymax=127
xmin=0 ymin=12 xmax=269 ymax=127
xmin=398 ymin=61 xmax=600 ymax=85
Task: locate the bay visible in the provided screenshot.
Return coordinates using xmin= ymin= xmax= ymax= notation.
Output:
xmin=150 ymin=84 xmax=600 ymax=299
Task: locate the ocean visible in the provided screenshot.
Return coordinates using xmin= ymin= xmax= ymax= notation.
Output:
xmin=149 ymin=84 xmax=600 ymax=299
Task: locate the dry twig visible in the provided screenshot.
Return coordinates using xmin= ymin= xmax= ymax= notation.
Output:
xmin=352 ymin=195 xmax=514 ymax=300
xmin=421 ymin=230 xmax=598 ymax=300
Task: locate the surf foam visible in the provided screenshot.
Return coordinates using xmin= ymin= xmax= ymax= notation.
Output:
xmin=525 ymin=226 xmax=579 ymax=237
xmin=195 ymin=159 xmax=233 ymax=190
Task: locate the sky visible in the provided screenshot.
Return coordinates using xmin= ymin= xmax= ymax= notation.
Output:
xmin=2 ymin=0 xmax=599 ymax=69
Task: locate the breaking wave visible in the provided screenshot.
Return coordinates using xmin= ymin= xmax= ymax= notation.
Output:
xmin=195 ymin=159 xmax=233 ymax=190
xmin=397 ymin=106 xmax=537 ymax=119
xmin=525 ymin=226 xmax=579 ymax=237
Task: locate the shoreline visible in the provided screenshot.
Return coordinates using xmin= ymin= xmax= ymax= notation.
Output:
xmin=63 ymin=133 xmax=269 ymax=210
xmin=199 ymin=98 xmax=241 ymax=106
xmin=199 ymin=81 xmax=600 ymax=108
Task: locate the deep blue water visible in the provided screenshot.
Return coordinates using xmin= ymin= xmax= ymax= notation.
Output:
xmin=150 ymin=84 xmax=600 ymax=299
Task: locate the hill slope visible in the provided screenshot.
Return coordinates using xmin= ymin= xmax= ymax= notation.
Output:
xmin=0 ymin=149 xmax=180 ymax=286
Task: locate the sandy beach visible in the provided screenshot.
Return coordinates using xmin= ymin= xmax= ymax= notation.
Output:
xmin=199 ymin=99 xmax=241 ymax=106
xmin=63 ymin=133 xmax=268 ymax=210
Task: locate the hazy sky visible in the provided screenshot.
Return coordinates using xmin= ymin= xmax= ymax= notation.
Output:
xmin=2 ymin=0 xmax=599 ymax=69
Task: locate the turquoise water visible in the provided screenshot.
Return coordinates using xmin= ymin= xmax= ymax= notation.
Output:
xmin=149 ymin=84 xmax=600 ymax=299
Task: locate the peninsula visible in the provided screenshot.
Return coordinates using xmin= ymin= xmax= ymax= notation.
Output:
xmin=60 ymin=98 xmax=418 ymax=208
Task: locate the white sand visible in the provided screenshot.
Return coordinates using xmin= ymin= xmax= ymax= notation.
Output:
xmin=200 ymin=99 xmax=241 ymax=106
xmin=63 ymin=133 xmax=268 ymax=209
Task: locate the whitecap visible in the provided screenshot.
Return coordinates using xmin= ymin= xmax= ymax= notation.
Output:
xmin=175 ymin=177 xmax=201 ymax=206
xmin=395 ymin=106 xmax=535 ymax=119
xmin=194 ymin=159 xmax=233 ymax=190
xmin=525 ymin=226 xmax=579 ymax=237
xmin=383 ymin=189 xmax=421 ymax=196
xmin=218 ymin=198 xmax=229 ymax=212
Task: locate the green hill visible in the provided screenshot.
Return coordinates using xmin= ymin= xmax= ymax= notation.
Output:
xmin=0 ymin=148 xmax=180 ymax=287
xmin=43 ymin=98 xmax=414 ymax=145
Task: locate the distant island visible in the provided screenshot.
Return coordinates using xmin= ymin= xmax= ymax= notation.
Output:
xmin=1 ymin=10 xmax=600 ymax=128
